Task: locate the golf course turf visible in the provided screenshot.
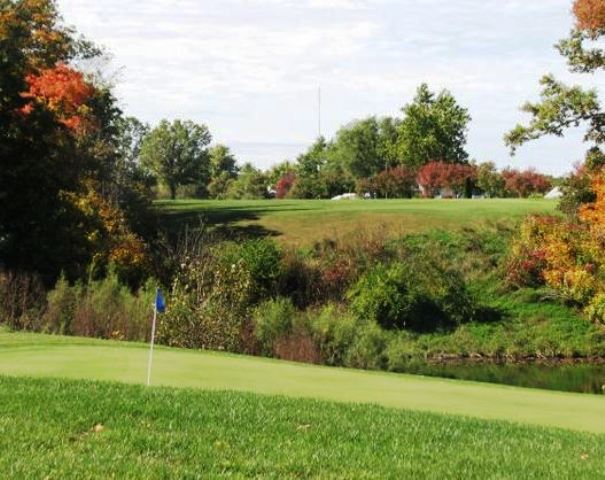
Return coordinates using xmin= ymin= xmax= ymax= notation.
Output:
xmin=156 ymin=198 xmax=557 ymax=245
xmin=1 ymin=331 xmax=604 ymax=434
xmin=2 ymin=376 xmax=605 ymax=479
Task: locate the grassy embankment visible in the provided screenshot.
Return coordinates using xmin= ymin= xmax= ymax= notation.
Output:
xmin=156 ymin=198 xmax=556 ymax=245
xmin=157 ymin=198 xmax=605 ymax=361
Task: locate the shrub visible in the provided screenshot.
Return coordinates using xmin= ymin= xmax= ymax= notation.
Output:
xmin=253 ymin=298 xmax=297 ymax=355
xmin=345 ymin=322 xmax=389 ymax=370
xmin=0 ymin=269 xmax=46 ymax=330
xmin=219 ymin=239 xmax=282 ymax=301
xmin=585 ymin=294 xmax=605 ymax=324
xmin=386 ymin=334 xmax=418 ymax=372
xmin=43 ymin=269 xmax=156 ymax=340
xmin=158 ymin=253 xmax=252 ymax=351
xmin=43 ymin=274 xmax=82 ymax=334
xmin=348 ymin=258 xmax=474 ymax=332
xmin=309 ymin=304 xmax=361 ymax=366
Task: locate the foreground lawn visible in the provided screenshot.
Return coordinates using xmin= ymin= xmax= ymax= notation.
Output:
xmin=156 ymin=198 xmax=556 ymax=244
xmin=1 ymin=331 xmax=604 ymax=434
xmin=1 ymin=376 xmax=604 ymax=479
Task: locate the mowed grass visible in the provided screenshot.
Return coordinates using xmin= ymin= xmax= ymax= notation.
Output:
xmin=1 ymin=331 xmax=604 ymax=434
xmin=2 ymin=376 xmax=605 ymax=479
xmin=156 ymin=198 xmax=556 ymax=244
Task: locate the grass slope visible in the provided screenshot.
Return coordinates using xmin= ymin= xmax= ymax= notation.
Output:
xmin=156 ymin=198 xmax=556 ymax=245
xmin=2 ymin=376 xmax=604 ymax=479
xmin=1 ymin=331 xmax=604 ymax=434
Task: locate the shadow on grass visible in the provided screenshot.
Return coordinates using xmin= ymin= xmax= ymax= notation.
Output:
xmin=158 ymin=205 xmax=282 ymax=241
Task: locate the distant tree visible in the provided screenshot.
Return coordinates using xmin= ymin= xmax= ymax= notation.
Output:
xmin=331 ymin=117 xmax=383 ymax=179
xmin=275 ymin=172 xmax=296 ymax=199
xmin=362 ymin=167 xmax=417 ymax=199
xmin=266 ymin=161 xmax=297 ymax=187
xmin=502 ymin=168 xmax=551 ymax=198
xmin=397 ymin=84 xmax=471 ymax=166
xmin=208 ymin=171 xmax=235 ymax=200
xmin=377 ymin=116 xmax=401 ymax=170
xmin=209 ymin=144 xmax=238 ymax=179
xmin=140 ymin=119 xmax=211 ymax=200
xmin=476 ymin=162 xmax=505 ymax=198
xmin=417 ymin=161 xmax=475 ymax=197
xmin=505 ymin=0 xmax=605 ymax=164
xmin=227 ymin=163 xmax=267 ymax=199
xmin=291 ymin=137 xmax=330 ymax=198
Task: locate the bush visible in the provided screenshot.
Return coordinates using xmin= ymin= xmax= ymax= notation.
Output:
xmin=585 ymin=294 xmax=605 ymax=324
xmin=43 ymin=274 xmax=81 ymax=334
xmin=345 ymin=322 xmax=389 ymax=370
xmin=309 ymin=304 xmax=361 ymax=366
xmin=386 ymin=334 xmax=419 ymax=372
xmin=0 ymin=269 xmax=46 ymax=330
xmin=253 ymin=298 xmax=297 ymax=355
xmin=43 ymin=269 xmax=156 ymax=340
xmin=219 ymin=239 xmax=282 ymax=301
xmin=158 ymin=253 xmax=252 ymax=351
xmin=348 ymin=258 xmax=474 ymax=332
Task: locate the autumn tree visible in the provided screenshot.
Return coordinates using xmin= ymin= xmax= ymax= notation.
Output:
xmin=140 ymin=119 xmax=212 ymax=199
xmin=502 ymin=169 xmax=552 ymax=198
xmin=397 ymin=84 xmax=471 ymax=166
xmin=275 ymin=172 xmax=296 ymax=199
xmin=417 ymin=161 xmax=475 ymax=197
xmin=506 ymin=0 xmax=605 ymax=165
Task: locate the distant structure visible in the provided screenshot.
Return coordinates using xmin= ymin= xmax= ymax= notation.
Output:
xmin=545 ymin=187 xmax=563 ymax=199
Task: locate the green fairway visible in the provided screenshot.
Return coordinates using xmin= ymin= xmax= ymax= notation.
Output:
xmin=156 ymin=198 xmax=556 ymax=244
xmin=2 ymin=376 xmax=604 ymax=479
xmin=1 ymin=331 xmax=604 ymax=434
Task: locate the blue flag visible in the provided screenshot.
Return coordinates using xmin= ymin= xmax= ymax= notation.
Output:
xmin=155 ymin=288 xmax=166 ymax=313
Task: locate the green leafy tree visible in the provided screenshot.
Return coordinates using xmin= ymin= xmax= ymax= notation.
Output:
xmin=397 ymin=84 xmax=471 ymax=166
xmin=476 ymin=162 xmax=505 ymax=198
xmin=331 ymin=117 xmax=384 ymax=179
xmin=140 ymin=119 xmax=211 ymax=200
xmin=290 ymin=137 xmax=329 ymax=198
xmin=505 ymin=0 xmax=605 ymax=162
xmin=209 ymin=144 xmax=238 ymax=179
xmin=227 ymin=163 xmax=267 ymax=199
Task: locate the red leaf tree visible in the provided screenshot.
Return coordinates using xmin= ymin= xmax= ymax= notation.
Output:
xmin=417 ymin=161 xmax=476 ymax=197
xmin=275 ymin=172 xmax=297 ymax=199
xmin=502 ymin=168 xmax=552 ymax=198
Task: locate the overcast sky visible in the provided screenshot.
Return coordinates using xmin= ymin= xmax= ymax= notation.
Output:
xmin=58 ymin=0 xmax=594 ymax=175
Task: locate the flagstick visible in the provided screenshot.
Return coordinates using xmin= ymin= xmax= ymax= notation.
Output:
xmin=146 ymin=301 xmax=157 ymax=386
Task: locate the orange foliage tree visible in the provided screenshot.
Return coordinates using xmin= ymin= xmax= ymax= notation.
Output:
xmin=20 ymin=63 xmax=95 ymax=132
xmin=574 ymin=0 xmax=605 ymax=33
xmin=506 ymin=170 xmax=605 ymax=323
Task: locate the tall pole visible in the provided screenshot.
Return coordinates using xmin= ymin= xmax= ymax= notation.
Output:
xmin=146 ymin=302 xmax=158 ymax=386
xmin=318 ymin=86 xmax=321 ymax=138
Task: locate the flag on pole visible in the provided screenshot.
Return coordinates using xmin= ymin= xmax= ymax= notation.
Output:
xmin=147 ymin=288 xmax=165 ymax=386
xmin=155 ymin=288 xmax=166 ymax=313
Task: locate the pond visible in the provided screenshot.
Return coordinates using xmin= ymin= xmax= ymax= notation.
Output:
xmin=397 ymin=361 xmax=605 ymax=394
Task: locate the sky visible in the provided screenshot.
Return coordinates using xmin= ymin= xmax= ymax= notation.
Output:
xmin=58 ymin=0 xmax=596 ymax=175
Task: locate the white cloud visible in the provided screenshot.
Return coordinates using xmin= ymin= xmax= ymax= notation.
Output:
xmin=58 ymin=0 xmax=589 ymax=174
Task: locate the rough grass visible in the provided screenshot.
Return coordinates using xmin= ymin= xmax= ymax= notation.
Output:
xmin=156 ymin=198 xmax=557 ymax=245
xmin=1 ymin=375 xmax=604 ymax=479
xmin=1 ymin=330 xmax=605 ymax=434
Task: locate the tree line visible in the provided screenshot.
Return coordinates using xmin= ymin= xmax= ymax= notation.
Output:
xmin=134 ymin=83 xmax=552 ymax=201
